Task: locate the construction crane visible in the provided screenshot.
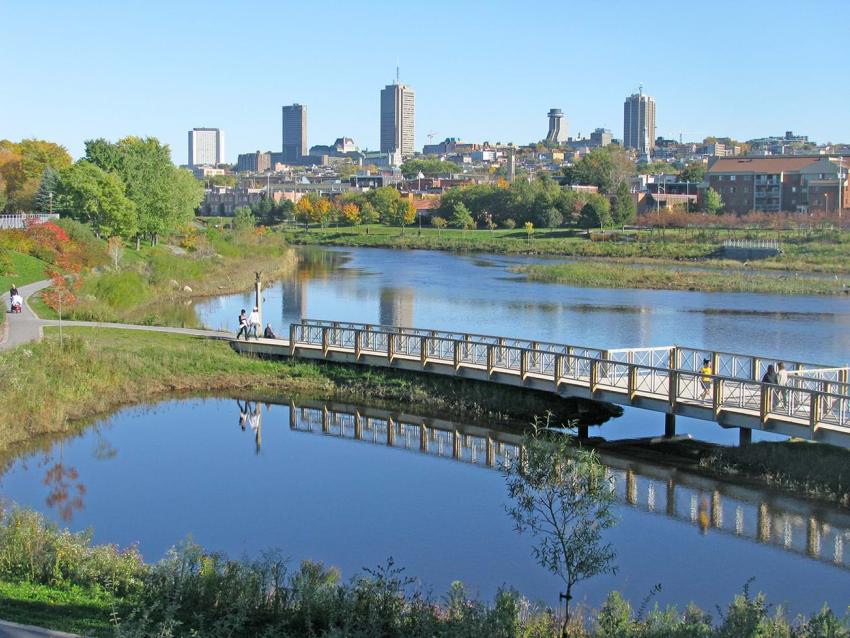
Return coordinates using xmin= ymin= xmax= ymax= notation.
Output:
xmin=426 ymin=131 xmax=438 ymax=143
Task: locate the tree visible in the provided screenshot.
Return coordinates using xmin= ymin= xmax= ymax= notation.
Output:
xmin=451 ymin=202 xmax=474 ymax=230
xmin=233 ymin=206 xmax=256 ymax=231
xmin=703 ymin=187 xmax=723 ymax=215
xmin=537 ymin=207 xmax=563 ymax=229
xmin=431 ymin=216 xmax=447 ymax=235
xmin=561 ymin=146 xmax=635 ymax=195
xmin=107 ymin=236 xmax=124 ymax=270
xmin=400 ymin=158 xmax=460 ymax=178
xmin=34 ymin=166 xmax=61 ymax=213
xmin=579 ymin=193 xmax=612 ymax=229
xmin=368 ymin=187 xmax=402 ymax=223
xmin=524 ymin=221 xmax=534 ymax=243
xmin=84 ymin=136 xmax=202 ymax=246
xmin=310 ymin=197 xmax=333 ymax=229
xmin=57 ymin=161 xmax=138 ymax=239
xmin=504 ymin=424 xmax=617 ymax=635
xmin=339 ymin=202 xmax=361 ymax=226
xmin=0 ymin=139 xmax=72 ymax=211
xmin=678 ymin=163 xmax=706 ymax=184
xmin=295 ymin=197 xmax=313 ymax=230
xmin=360 ymin=202 xmax=379 ymax=226
xmin=386 ymin=199 xmax=416 ymax=234
xmin=611 ymin=181 xmax=636 ymax=226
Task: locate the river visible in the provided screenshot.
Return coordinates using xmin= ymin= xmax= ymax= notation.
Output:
xmin=195 ymin=246 xmax=850 ymax=444
xmin=1 ymin=396 xmax=848 ymax=615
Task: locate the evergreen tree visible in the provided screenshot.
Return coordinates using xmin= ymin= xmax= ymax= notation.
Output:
xmin=611 ymin=181 xmax=636 ymax=226
xmin=34 ymin=166 xmax=61 ymax=213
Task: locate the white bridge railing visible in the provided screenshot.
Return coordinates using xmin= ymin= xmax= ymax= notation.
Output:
xmin=285 ymin=320 xmax=850 ymax=434
xmin=0 ymin=213 xmax=59 ymax=229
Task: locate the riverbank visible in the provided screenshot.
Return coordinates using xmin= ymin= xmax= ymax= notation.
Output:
xmin=0 ymin=326 xmax=616 ymax=463
xmin=29 ymin=229 xmax=297 ymax=327
xmin=512 ymin=261 xmax=850 ymax=295
xmin=0 ymin=506 xmax=846 ymax=637
xmin=279 ymin=224 xmax=850 ymax=274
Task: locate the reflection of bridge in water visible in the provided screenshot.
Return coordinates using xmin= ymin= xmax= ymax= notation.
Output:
xmin=234 ymin=319 xmax=850 ymax=448
xmin=287 ymin=399 xmax=850 ymax=572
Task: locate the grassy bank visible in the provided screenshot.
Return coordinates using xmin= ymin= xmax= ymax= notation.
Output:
xmin=513 ymin=261 xmax=850 ymax=295
xmin=32 ymin=229 xmax=296 ymax=327
xmin=0 ymin=507 xmax=847 ymax=638
xmin=0 ymin=326 xmax=614 ymax=461
xmin=281 ymin=224 xmax=850 ymax=274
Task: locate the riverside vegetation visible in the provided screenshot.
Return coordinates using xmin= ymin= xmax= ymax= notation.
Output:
xmin=1 ymin=478 xmax=849 ymax=636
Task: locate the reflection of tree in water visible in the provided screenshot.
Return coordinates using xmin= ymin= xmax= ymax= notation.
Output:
xmin=43 ymin=459 xmax=85 ymax=523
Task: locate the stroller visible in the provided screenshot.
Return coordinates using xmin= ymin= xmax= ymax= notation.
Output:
xmin=10 ymin=294 xmax=23 ymax=313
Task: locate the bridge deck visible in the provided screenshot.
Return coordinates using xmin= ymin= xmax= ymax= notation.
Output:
xmin=231 ymin=320 xmax=850 ymax=449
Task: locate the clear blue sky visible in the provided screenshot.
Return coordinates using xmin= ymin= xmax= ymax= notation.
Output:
xmin=2 ymin=0 xmax=848 ymax=164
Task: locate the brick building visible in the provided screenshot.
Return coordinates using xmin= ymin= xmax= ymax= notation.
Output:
xmin=705 ymin=156 xmax=849 ymax=214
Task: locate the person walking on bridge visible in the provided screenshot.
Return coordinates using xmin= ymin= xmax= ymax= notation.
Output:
xmin=775 ymin=362 xmax=788 ymax=409
xmin=699 ymin=358 xmax=712 ymax=401
xmin=236 ymin=309 xmax=249 ymax=340
xmin=248 ymin=307 xmax=261 ymax=340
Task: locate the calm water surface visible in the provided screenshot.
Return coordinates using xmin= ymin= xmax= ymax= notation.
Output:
xmin=195 ymin=246 xmax=850 ymax=444
xmin=2 ymin=397 xmax=849 ymax=615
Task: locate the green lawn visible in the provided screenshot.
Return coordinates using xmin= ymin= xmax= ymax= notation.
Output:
xmin=0 ymin=580 xmax=117 ymax=637
xmin=0 ymin=251 xmax=50 ymax=293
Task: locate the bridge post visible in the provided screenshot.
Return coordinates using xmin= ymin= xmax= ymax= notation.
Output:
xmin=577 ymin=424 xmax=589 ymax=439
xmin=760 ymin=385 xmax=771 ymax=424
xmin=531 ymin=341 xmax=539 ymax=368
xmin=713 ymin=378 xmax=723 ymax=416
xmin=289 ymin=324 xmax=297 ymax=356
xmin=590 ymin=359 xmax=599 ymax=392
xmin=807 ymin=517 xmax=821 ymax=557
xmin=666 ymin=479 xmax=676 ymax=516
xmin=321 ymin=327 xmax=329 ymax=356
xmin=387 ymin=333 xmax=395 ymax=363
xmin=664 ymin=413 xmax=676 ymax=438
xmin=420 ymin=424 xmax=428 ymax=452
xmin=354 ymin=330 xmax=362 ymax=360
xmin=354 ymin=411 xmax=362 ymax=440
xmin=628 ymin=364 xmax=637 ymax=400
xmin=752 ymin=356 xmax=761 ymax=381
xmin=520 ymin=349 xmax=528 ymax=381
xmin=487 ymin=344 xmax=494 ymax=376
xmin=322 ymin=406 xmax=330 ymax=433
xmin=809 ymin=389 xmax=821 ymax=430
xmin=453 ymin=430 xmax=461 ymax=459
xmin=420 ymin=337 xmax=428 ymax=366
xmin=387 ymin=417 xmax=395 ymax=446
xmin=668 ymin=346 xmax=679 ymax=370
xmin=739 ymin=427 xmax=752 ymax=446
xmin=289 ymin=401 xmax=297 ymax=429
xmin=554 ymin=354 xmax=563 ymax=390
xmin=453 ymin=341 xmax=461 ymax=370
xmin=626 ymin=469 xmax=637 ymax=505
xmin=668 ymin=369 xmax=678 ymax=408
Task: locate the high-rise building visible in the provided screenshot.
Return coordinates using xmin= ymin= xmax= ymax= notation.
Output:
xmin=623 ymin=89 xmax=656 ymax=153
xmin=380 ymin=81 xmax=415 ymax=157
xmin=545 ymin=109 xmax=568 ymax=144
xmin=282 ymin=104 xmax=307 ymax=162
xmin=188 ymin=128 xmax=225 ymax=166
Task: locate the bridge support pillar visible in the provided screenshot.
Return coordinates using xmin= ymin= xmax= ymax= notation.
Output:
xmin=577 ymin=424 xmax=589 ymax=439
xmin=739 ymin=427 xmax=752 ymax=446
xmin=664 ymin=413 xmax=676 ymax=438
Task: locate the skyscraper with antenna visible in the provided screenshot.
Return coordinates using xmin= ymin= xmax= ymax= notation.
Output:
xmin=380 ymin=68 xmax=415 ymax=157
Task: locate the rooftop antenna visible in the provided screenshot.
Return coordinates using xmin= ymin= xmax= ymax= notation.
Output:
xmin=396 ymin=64 xmax=400 ymax=84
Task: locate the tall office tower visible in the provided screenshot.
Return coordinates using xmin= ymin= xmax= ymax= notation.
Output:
xmin=545 ymin=108 xmax=568 ymax=143
xmin=380 ymin=80 xmax=415 ymax=157
xmin=188 ymin=128 xmax=225 ymax=166
xmin=623 ymin=88 xmax=656 ymax=153
xmin=282 ymin=104 xmax=307 ymax=162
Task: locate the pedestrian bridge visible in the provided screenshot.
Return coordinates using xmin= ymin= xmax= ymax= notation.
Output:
xmin=231 ymin=319 xmax=850 ymax=448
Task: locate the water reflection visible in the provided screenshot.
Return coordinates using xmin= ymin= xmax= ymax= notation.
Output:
xmin=195 ymin=247 xmax=850 ymax=366
xmin=237 ymin=399 xmax=264 ymax=453
xmin=286 ymin=398 xmax=850 ymax=572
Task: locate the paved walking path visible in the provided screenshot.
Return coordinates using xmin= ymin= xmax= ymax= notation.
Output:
xmin=0 ymin=280 xmax=232 ymax=351
xmin=0 ymin=620 xmax=88 ymax=638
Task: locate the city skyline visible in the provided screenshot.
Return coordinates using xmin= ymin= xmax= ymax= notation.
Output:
xmin=3 ymin=0 xmax=849 ymax=164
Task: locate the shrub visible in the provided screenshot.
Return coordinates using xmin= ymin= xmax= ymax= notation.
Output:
xmin=87 ymin=271 xmax=152 ymax=310
xmin=0 ymin=507 xmax=144 ymax=595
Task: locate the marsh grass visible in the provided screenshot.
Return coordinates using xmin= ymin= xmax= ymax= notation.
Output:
xmin=513 ymin=262 xmax=850 ymax=295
